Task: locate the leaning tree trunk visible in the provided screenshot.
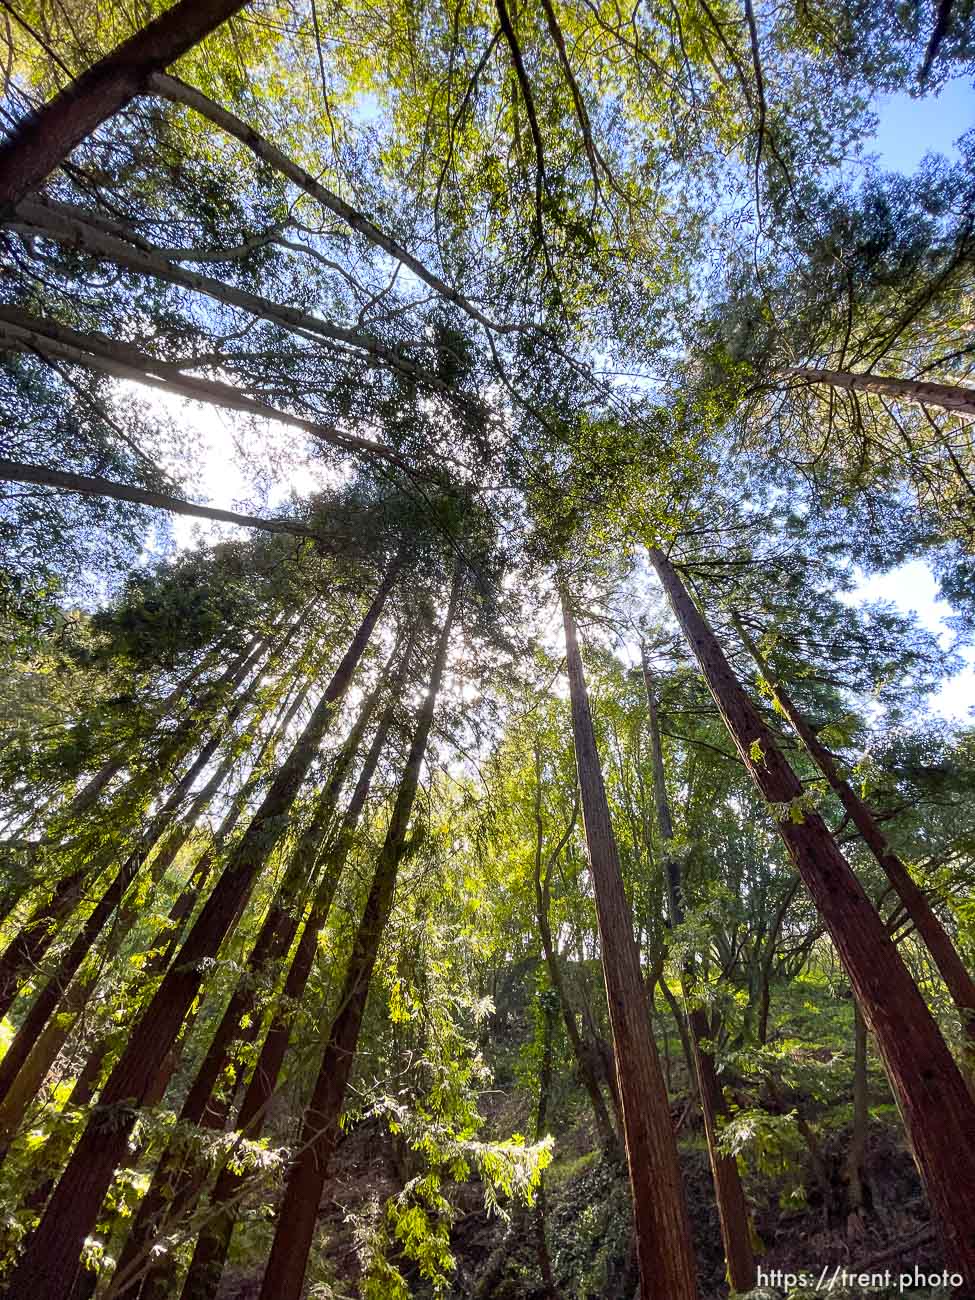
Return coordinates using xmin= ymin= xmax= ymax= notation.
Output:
xmin=641 ymin=648 xmax=756 ymax=1293
xmin=0 ymin=645 xmax=270 ymax=1108
xmin=110 ymin=677 xmax=387 ymax=1300
xmin=144 ymin=669 xmax=316 ymax=978
xmin=560 ymin=591 xmax=698 ymax=1300
xmin=42 ymin=673 xmax=314 ymax=1146
xmin=172 ymin=689 xmax=403 ymax=1300
xmin=786 ymin=367 xmax=975 ymax=418
xmin=2 ymin=561 xmax=400 ymax=1299
xmin=256 ymin=563 xmax=463 ymax=1300
xmin=149 ymin=73 xmax=497 ymax=334
xmin=649 ymin=546 xmax=975 ymax=1280
xmin=0 ymin=0 xmax=251 ymax=211
xmin=1 ymin=221 xmax=439 ymax=403
xmin=0 ymin=460 xmax=320 ymax=539
xmin=0 ymin=307 xmax=412 ymax=471
xmin=734 ymin=616 xmax=975 ymax=1082
xmin=0 ymin=634 xmax=268 ymax=1022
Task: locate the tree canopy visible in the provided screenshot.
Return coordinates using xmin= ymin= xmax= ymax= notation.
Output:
xmin=0 ymin=3 xmax=974 ymax=1299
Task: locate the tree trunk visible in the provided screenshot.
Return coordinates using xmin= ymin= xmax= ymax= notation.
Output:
xmin=150 ymin=74 xmax=502 ymax=334
xmin=0 ymin=0 xmax=250 ymax=211
xmin=560 ymin=591 xmax=698 ymax=1300
xmin=5 ymin=210 xmax=442 ymax=396
xmin=786 ymin=366 xmax=975 ymax=418
xmin=0 ymin=308 xmax=413 ymax=473
xmin=657 ymin=976 xmax=696 ymax=1091
xmin=734 ymin=617 xmax=975 ymax=1081
xmin=171 ymin=691 xmax=401 ymax=1300
xmin=0 ymin=460 xmax=320 ymax=539
xmin=146 ymin=673 xmax=315 ymax=976
xmin=649 ymin=545 xmax=975 ymax=1279
xmin=0 ymin=652 xmax=267 ymax=1107
xmin=531 ymin=757 xmax=618 ymax=1151
xmin=110 ymin=679 xmax=386 ymax=1300
xmin=48 ymin=677 xmax=312 ymax=1140
xmin=2 ymin=562 xmax=399 ymax=1299
xmin=640 ymin=647 xmax=755 ymax=1293
xmin=256 ymin=562 xmax=463 ymax=1300
xmin=0 ymin=636 xmax=267 ymax=1022
xmin=846 ymin=999 xmax=870 ymax=1232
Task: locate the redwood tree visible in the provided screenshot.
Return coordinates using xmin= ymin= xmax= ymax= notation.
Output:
xmin=0 ymin=0 xmax=252 ymax=212
xmin=649 ymin=545 xmax=975 ymax=1280
xmin=734 ymin=614 xmax=975 ymax=1081
xmin=256 ymin=560 xmax=464 ymax=1300
xmin=560 ymin=590 xmax=699 ymax=1300
xmin=2 ymin=559 xmax=400 ymax=1298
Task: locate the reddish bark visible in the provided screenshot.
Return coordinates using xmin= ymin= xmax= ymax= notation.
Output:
xmin=561 ymin=593 xmax=698 ymax=1300
xmin=256 ymin=565 xmax=463 ymax=1300
xmin=0 ymin=0 xmax=251 ymax=211
xmin=735 ymin=618 xmax=975 ymax=1080
xmin=173 ymin=694 xmax=400 ymax=1300
xmin=530 ymin=751 xmax=619 ymax=1150
xmin=0 ymin=636 xmax=266 ymax=1021
xmin=0 ymin=650 xmax=268 ymax=1107
xmin=111 ymin=682 xmax=385 ymax=1299
xmin=2 ymin=564 xmax=399 ymax=1298
xmin=649 ymin=546 xmax=975 ymax=1279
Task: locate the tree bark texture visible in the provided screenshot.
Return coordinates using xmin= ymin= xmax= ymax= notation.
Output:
xmin=0 ymin=0 xmax=250 ymax=211
xmin=649 ymin=546 xmax=975 ymax=1280
xmin=561 ymin=592 xmax=699 ymax=1300
xmin=735 ymin=617 xmax=975 ymax=1080
xmin=787 ymin=367 xmax=975 ymax=418
xmin=2 ymin=562 xmax=399 ymax=1299
xmin=256 ymin=563 xmax=463 ymax=1300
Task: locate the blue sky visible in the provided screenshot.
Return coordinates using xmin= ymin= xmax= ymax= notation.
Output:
xmin=843 ymin=75 xmax=975 ymax=723
xmin=870 ymin=77 xmax=973 ymax=171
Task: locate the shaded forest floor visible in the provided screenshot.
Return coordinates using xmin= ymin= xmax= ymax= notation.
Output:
xmin=214 ymin=1097 xmax=943 ymax=1299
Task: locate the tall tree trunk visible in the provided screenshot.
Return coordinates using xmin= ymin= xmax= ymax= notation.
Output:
xmin=0 ymin=460 xmax=320 ymax=539
xmin=0 ymin=308 xmax=412 ymax=472
xmin=641 ymin=648 xmax=756 ymax=1292
xmin=786 ymin=367 xmax=975 ymax=418
xmin=2 ymin=563 xmax=399 ymax=1299
xmin=150 ymin=74 xmax=500 ymax=334
xmin=0 ymin=0 xmax=251 ymax=211
xmin=110 ymin=677 xmax=387 ymax=1300
xmin=560 ymin=591 xmax=698 ymax=1300
xmin=2 ymin=216 xmax=441 ymax=399
xmin=845 ymin=999 xmax=870 ymax=1231
xmin=146 ymin=671 xmax=315 ymax=976
xmin=170 ymin=690 xmax=401 ymax=1300
xmin=531 ymin=754 xmax=618 ymax=1150
xmin=0 ymin=648 xmax=269 ymax=1105
xmin=734 ymin=617 xmax=975 ymax=1081
xmin=0 ymin=636 xmax=267 ymax=1021
xmin=37 ymin=674 xmax=313 ymax=1149
xmin=649 ymin=546 xmax=975 ymax=1279
xmin=256 ymin=563 xmax=463 ymax=1300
